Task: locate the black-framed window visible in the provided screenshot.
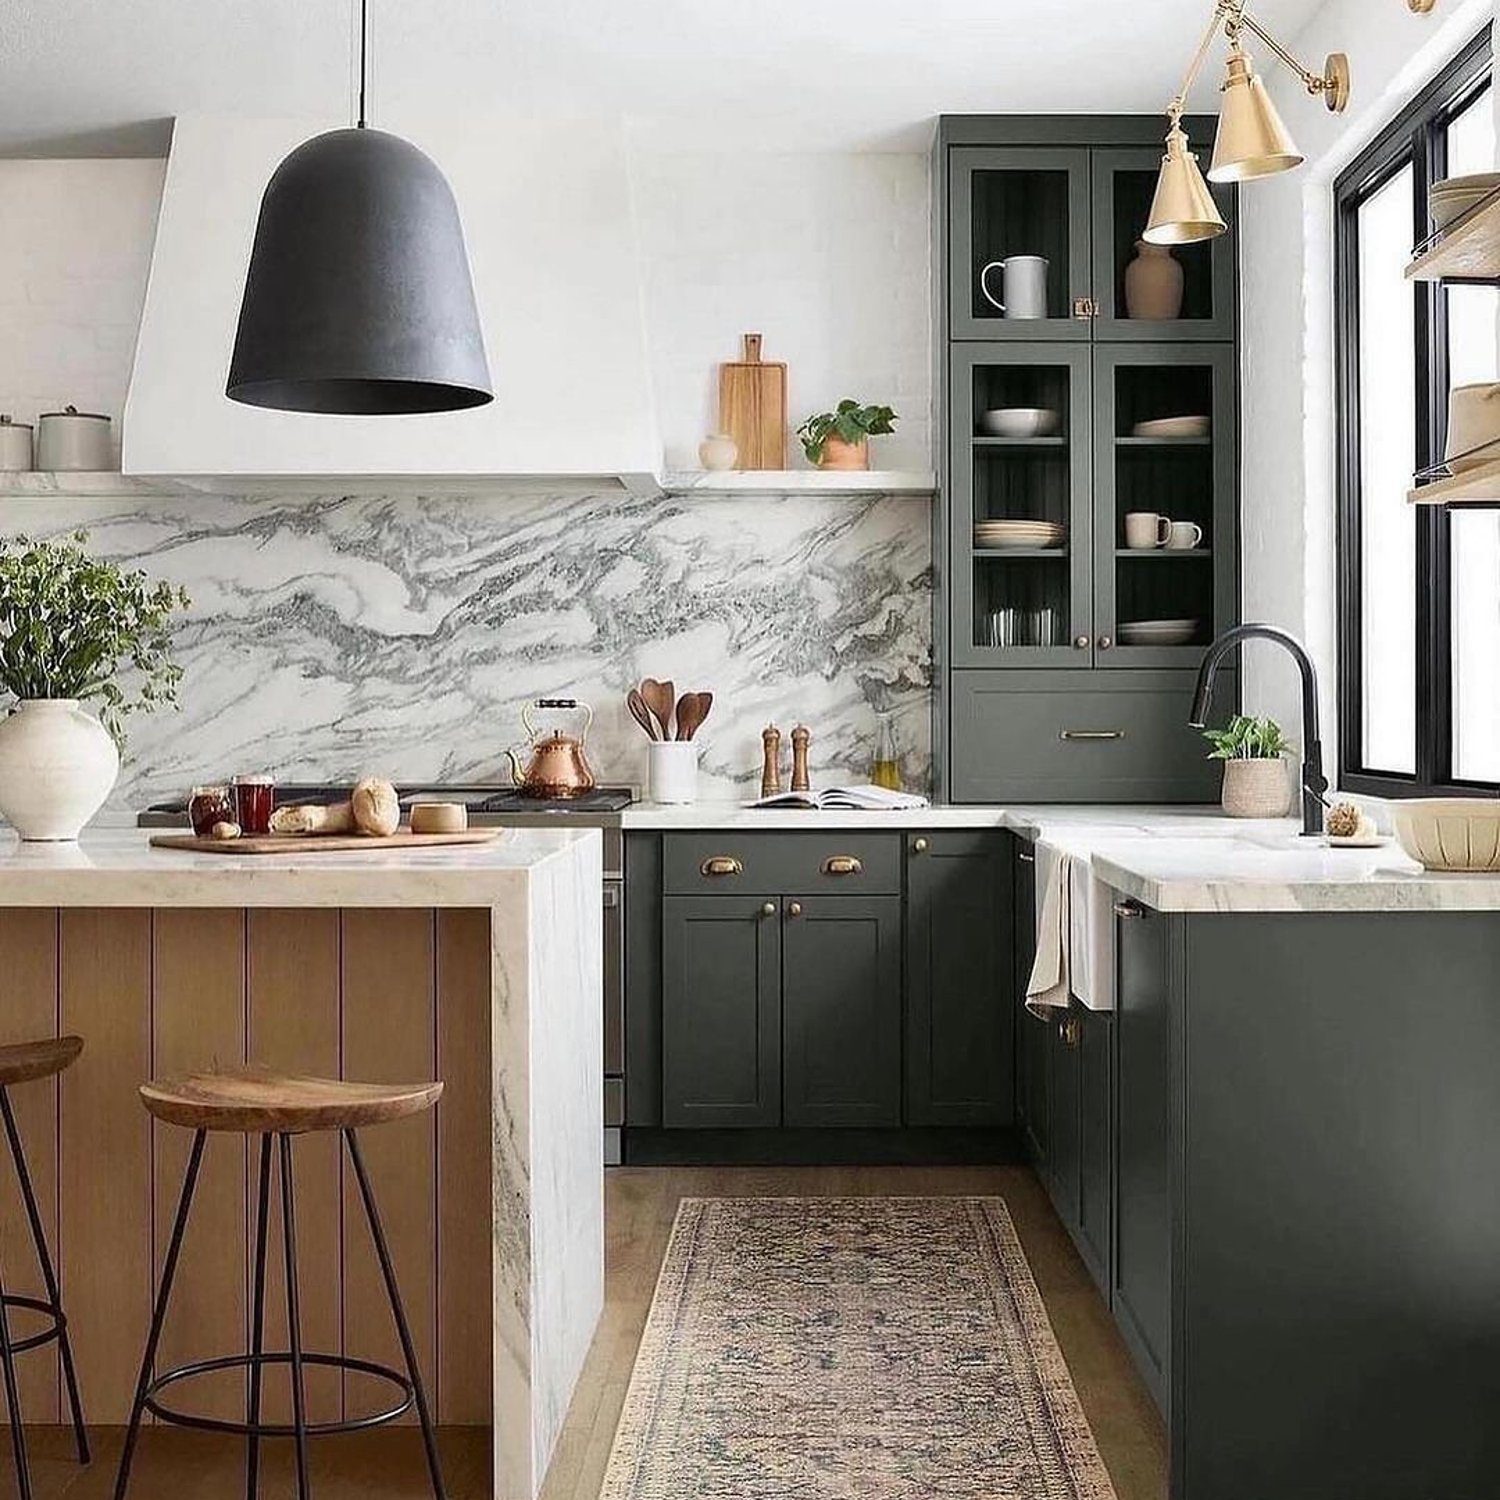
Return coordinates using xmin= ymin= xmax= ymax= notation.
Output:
xmin=1335 ymin=28 xmax=1499 ymax=798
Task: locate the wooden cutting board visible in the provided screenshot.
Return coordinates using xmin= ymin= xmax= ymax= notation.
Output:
xmin=718 ymin=333 xmax=787 ymax=470
xmin=150 ymin=830 xmax=504 ymax=856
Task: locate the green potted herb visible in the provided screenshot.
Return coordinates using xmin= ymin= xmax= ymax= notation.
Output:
xmin=0 ymin=532 xmax=189 ymax=840
xmin=796 ymin=399 xmax=898 ymax=471
xmin=1201 ymin=713 xmax=1293 ymax=819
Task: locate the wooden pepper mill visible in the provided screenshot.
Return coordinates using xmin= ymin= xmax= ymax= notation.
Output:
xmin=760 ymin=725 xmax=783 ymax=799
xmin=790 ymin=724 xmax=811 ymax=793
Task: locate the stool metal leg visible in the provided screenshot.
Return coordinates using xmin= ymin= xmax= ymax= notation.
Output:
xmin=277 ymin=1134 xmax=310 ymax=1500
xmin=0 ymin=1247 xmax=32 ymax=1500
xmin=114 ymin=1127 xmax=206 ymax=1500
xmin=0 ymin=1088 xmax=88 ymax=1465
xmin=245 ymin=1135 xmax=272 ymax=1500
xmin=345 ymin=1128 xmax=447 ymax=1500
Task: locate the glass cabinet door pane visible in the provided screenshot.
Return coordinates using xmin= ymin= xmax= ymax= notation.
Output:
xmin=1091 ymin=145 xmax=1235 ymax=341
xmin=950 ymin=148 xmax=1091 ymax=341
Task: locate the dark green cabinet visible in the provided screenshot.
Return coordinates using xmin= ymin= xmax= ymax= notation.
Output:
xmin=905 ymin=832 xmax=1014 ymax=1126
xmin=1013 ymin=842 xmax=1049 ymax=1164
xmin=661 ymin=895 xmax=781 ymax=1128
xmin=1044 ymin=1003 xmax=1113 ymax=1299
xmin=1112 ymin=897 xmax=1171 ymax=1412
xmin=784 ymin=895 xmax=902 ymax=1127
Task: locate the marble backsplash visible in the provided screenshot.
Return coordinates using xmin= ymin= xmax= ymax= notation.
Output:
xmin=0 ymin=487 xmax=933 ymax=812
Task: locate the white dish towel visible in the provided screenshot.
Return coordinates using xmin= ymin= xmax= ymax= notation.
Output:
xmin=1025 ymin=837 xmax=1117 ymax=1017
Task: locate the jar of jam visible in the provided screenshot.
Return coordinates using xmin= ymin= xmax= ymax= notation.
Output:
xmin=233 ymin=775 xmax=276 ymax=836
xmin=188 ymin=785 xmax=235 ymax=837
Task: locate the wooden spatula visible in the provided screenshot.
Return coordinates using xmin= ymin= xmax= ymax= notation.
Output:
xmin=675 ymin=691 xmax=714 ymax=741
xmin=641 ymin=678 xmax=675 ymax=741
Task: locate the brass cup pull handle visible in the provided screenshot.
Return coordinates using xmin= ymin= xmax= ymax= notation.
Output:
xmin=822 ymin=855 xmax=863 ymax=876
xmin=912 ymin=837 xmax=929 ymax=854
xmin=1059 ymin=1013 xmax=1083 ymax=1048
xmin=760 ymin=902 xmax=777 ymax=918
xmin=1060 ymin=729 xmax=1126 ymax=742
xmin=701 ymin=855 xmax=744 ymax=877
xmin=787 ymin=901 xmax=803 ymax=918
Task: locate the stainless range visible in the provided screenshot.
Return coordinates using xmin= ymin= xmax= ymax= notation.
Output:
xmin=138 ymin=783 xmax=634 ymax=1164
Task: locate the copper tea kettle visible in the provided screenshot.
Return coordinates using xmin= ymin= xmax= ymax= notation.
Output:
xmin=504 ymin=698 xmax=597 ymax=798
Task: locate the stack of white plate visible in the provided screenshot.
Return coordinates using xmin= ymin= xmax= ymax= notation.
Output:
xmin=974 ymin=519 xmax=1067 ymax=550
xmin=1430 ymin=173 xmax=1500 ymax=231
xmin=1118 ymin=617 xmax=1200 ymax=646
xmin=1132 ymin=415 xmax=1210 ymax=439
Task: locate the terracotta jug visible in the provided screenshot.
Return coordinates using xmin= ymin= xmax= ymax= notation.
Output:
xmin=1125 ymin=240 xmax=1184 ymax=321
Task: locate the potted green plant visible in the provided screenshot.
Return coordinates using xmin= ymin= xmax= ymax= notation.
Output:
xmin=796 ymin=399 xmax=898 ymax=471
xmin=1201 ymin=713 xmax=1293 ymax=819
xmin=0 ymin=532 xmax=189 ymax=840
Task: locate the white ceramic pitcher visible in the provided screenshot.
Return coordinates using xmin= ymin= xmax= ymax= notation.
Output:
xmin=979 ymin=255 xmax=1049 ymax=318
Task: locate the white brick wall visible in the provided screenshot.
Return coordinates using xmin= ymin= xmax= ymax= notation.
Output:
xmin=0 ymin=159 xmax=165 ymax=463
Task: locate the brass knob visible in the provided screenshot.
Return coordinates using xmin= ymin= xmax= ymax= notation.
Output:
xmin=1098 ymin=635 xmax=1113 ymax=650
xmin=1059 ymin=1013 xmax=1082 ymax=1049
xmin=701 ymin=855 xmax=744 ymax=877
xmin=912 ymin=837 xmax=929 ymax=854
xmin=823 ymin=855 xmax=863 ymax=876
xmin=788 ymin=901 xmax=803 ymax=918
xmin=760 ymin=901 xmax=776 ymax=918
xmin=1074 ymin=634 xmax=1091 ymax=649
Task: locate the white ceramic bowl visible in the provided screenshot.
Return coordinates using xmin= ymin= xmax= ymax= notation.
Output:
xmin=1429 ymin=173 xmax=1500 ymax=230
xmin=980 ymin=408 xmax=1060 ymax=438
xmin=1391 ymin=798 xmax=1500 ymax=871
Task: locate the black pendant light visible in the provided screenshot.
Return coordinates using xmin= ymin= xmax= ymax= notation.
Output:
xmin=226 ymin=0 xmax=492 ymax=414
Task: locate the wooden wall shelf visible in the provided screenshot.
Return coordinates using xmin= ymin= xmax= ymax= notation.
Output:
xmin=662 ymin=470 xmax=935 ymax=496
xmin=1408 ymin=458 xmax=1500 ymax=505
xmin=1407 ymin=196 xmax=1500 ymax=282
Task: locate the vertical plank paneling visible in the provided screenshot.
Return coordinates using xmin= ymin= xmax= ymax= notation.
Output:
xmin=0 ymin=909 xmax=61 ymax=1421
xmin=152 ymin=909 xmax=247 ymax=1420
xmin=436 ymin=909 xmax=493 ymax=1424
xmin=341 ymin=909 xmax=437 ymax=1424
xmin=59 ymin=909 xmax=152 ymax=1423
xmin=247 ymin=909 xmax=343 ymax=1423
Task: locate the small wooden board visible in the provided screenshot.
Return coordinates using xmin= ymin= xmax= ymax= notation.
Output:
xmin=719 ymin=332 xmax=787 ymax=470
xmin=150 ymin=830 xmax=503 ymax=856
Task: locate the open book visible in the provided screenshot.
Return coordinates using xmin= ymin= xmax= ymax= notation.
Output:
xmin=748 ymin=784 xmax=930 ymax=812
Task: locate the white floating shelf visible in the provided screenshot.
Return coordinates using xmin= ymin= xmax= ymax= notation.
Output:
xmin=661 ymin=469 xmax=935 ymax=496
xmin=1408 ymin=459 xmax=1500 ymax=506
xmin=0 ymin=472 xmax=654 ymax=499
xmin=0 ymin=472 xmax=167 ymax=497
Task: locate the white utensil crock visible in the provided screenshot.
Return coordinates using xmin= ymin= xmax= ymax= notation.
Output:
xmin=0 ymin=700 xmax=119 ymax=840
xmin=648 ymin=742 xmax=698 ymax=805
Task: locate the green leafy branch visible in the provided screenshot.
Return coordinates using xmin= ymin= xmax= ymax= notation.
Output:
xmin=796 ymin=399 xmax=898 ymax=463
xmin=0 ymin=531 xmax=190 ymax=745
xmin=1201 ymin=713 xmax=1293 ymax=761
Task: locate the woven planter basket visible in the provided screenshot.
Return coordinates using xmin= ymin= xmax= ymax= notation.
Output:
xmin=1220 ymin=757 xmax=1291 ymax=819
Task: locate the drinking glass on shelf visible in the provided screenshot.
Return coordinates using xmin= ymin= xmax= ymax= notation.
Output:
xmin=1030 ymin=606 xmax=1057 ymax=647
xmin=985 ymin=607 xmax=1020 ymax=648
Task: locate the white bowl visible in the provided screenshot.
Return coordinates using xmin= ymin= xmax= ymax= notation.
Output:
xmin=980 ymin=408 xmax=1060 ymax=438
xmin=1391 ymin=798 xmax=1500 ymax=871
xmin=1429 ymin=173 xmax=1500 ymax=230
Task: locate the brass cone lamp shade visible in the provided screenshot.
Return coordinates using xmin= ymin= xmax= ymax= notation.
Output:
xmin=1144 ymin=126 xmax=1227 ymax=246
xmin=1209 ymin=49 xmax=1304 ymax=183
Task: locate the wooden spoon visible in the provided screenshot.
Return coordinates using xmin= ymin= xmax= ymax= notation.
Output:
xmin=626 ymin=688 xmax=658 ymax=741
xmin=641 ymin=678 xmax=675 ymax=741
xmin=676 ymin=690 xmax=714 ymax=741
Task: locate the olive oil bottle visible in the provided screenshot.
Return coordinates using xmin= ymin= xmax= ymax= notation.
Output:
xmin=871 ymin=713 xmax=901 ymax=791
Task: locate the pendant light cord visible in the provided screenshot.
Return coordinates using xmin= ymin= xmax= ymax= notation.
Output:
xmin=357 ymin=0 xmax=368 ymax=127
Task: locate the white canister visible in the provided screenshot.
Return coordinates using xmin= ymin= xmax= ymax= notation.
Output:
xmin=648 ymin=741 xmax=698 ymax=805
xmin=0 ymin=416 xmax=33 ymax=471
xmin=36 ymin=406 xmax=113 ymax=471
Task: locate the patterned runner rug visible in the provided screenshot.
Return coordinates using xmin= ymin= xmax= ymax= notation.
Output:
xmin=600 ymin=1196 xmax=1117 ymax=1500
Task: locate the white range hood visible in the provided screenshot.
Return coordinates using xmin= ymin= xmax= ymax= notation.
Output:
xmin=124 ymin=113 xmax=661 ymax=492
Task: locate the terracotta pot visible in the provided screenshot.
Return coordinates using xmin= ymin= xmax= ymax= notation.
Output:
xmin=818 ymin=436 xmax=869 ymax=471
xmin=1125 ymin=240 xmax=1184 ymax=321
xmin=1220 ymin=757 xmax=1290 ymax=819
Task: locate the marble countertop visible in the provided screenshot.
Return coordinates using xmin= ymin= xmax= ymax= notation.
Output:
xmin=0 ymin=827 xmax=601 ymax=906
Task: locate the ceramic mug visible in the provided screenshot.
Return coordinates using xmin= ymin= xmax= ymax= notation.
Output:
xmin=979 ymin=255 xmax=1049 ymax=319
xmin=1166 ymin=520 xmax=1204 ymax=550
xmin=1124 ymin=512 xmax=1171 ymax=549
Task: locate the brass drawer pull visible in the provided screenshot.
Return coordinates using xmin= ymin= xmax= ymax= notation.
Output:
xmin=1113 ymin=900 xmax=1146 ymax=920
xmin=822 ymin=855 xmax=863 ymax=876
xmin=700 ymin=855 xmax=744 ymax=877
xmin=1017 ymin=849 xmax=1035 ymax=864
xmin=1060 ymin=729 xmax=1126 ymax=742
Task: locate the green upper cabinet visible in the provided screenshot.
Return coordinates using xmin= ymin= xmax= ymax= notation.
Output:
xmin=1090 ymin=147 xmax=1236 ymax=342
xmin=950 ymin=146 xmax=1094 ymax=341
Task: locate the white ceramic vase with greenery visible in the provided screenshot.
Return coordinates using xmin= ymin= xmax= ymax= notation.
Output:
xmin=0 ymin=532 xmax=188 ymax=840
xmin=1202 ymin=714 xmax=1293 ymax=819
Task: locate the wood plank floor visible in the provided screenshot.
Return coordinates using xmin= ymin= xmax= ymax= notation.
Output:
xmin=2 ymin=1164 xmax=1165 ymax=1499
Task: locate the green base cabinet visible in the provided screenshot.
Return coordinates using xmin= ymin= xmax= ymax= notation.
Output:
xmin=1013 ymin=842 xmax=1048 ymax=1166
xmin=905 ymin=831 xmax=1014 ymax=1127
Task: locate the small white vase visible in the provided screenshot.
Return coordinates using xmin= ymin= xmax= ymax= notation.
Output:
xmin=1220 ymin=757 xmax=1291 ymax=819
xmin=0 ymin=700 xmax=120 ymax=840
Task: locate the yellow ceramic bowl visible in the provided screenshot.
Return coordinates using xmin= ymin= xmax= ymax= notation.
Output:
xmin=1391 ymin=798 xmax=1500 ymax=871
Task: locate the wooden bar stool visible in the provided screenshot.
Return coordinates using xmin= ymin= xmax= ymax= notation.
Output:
xmin=0 ymin=1036 xmax=90 ymax=1500
xmin=113 ymin=1068 xmax=446 ymax=1500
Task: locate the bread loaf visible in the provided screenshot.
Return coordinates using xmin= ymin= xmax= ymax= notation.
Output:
xmin=269 ymin=800 xmax=356 ymax=835
xmin=352 ymin=777 xmax=401 ymax=837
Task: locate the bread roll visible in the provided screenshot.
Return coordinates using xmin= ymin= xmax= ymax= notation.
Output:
xmin=352 ymin=777 xmax=401 ymax=837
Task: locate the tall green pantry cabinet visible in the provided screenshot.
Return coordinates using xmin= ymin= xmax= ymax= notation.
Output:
xmin=934 ymin=118 xmax=1240 ymax=802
